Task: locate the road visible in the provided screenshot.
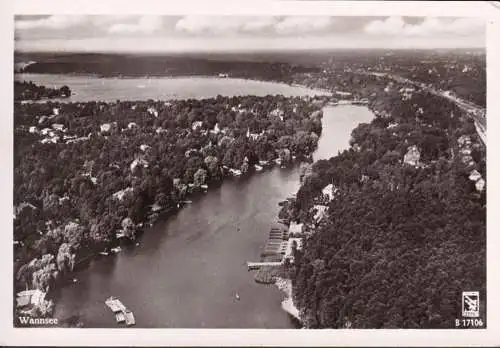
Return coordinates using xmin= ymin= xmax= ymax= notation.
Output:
xmin=359 ymin=71 xmax=486 ymax=144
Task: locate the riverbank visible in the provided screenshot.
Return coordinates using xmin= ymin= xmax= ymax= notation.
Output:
xmin=275 ymin=277 xmax=301 ymax=323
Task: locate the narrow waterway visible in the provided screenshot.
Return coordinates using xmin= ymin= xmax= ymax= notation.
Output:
xmin=52 ymin=104 xmax=374 ymax=328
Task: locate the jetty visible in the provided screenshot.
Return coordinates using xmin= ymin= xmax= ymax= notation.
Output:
xmin=247 ymin=261 xmax=282 ymax=270
xmin=105 ymin=297 xmax=135 ymax=326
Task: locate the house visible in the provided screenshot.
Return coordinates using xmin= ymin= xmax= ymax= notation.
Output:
xmin=322 ymin=184 xmax=337 ymax=201
xmin=52 ymin=108 xmax=60 ymax=116
xmin=16 ymin=289 xmax=46 ymax=308
xmin=246 ymin=128 xmax=260 ymax=141
xmin=458 ymin=135 xmax=471 ymax=147
xmin=289 ymin=222 xmax=304 ymax=235
xmin=475 ymin=179 xmax=485 ymax=192
xmin=14 ymin=202 xmax=37 ymax=216
xmin=139 ymin=144 xmax=150 ymax=152
xmin=130 ymin=158 xmax=149 ymax=172
xmin=112 ymin=187 xmax=134 ymax=201
xmin=127 ymin=122 xmax=138 ymax=129
xmin=229 ymin=168 xmax=242 ymax=176
xmin=192 ymin=121 xmax=203 ymax=131
xmin=210 ymin=123 xmax=221 ymax=134
xmin=469 ymin=169 xmax=482 ymax=182
xmin=100 ymin=123 xmax=112 ymax=133
xmin=185 ymin=149 xmax=198 ymax=158
xmin=40 ymin=128 xmax=52 ymax=136
xmin=312 ymin=205 xmax=328 ymax=223
xmin=404 ymin=145 xmax=421 ymax=167
xmin=147 ymin=107 xmax=158 ymax=117
xmin=29 ymin=126 xmax=38 ymax=134
xmin=51 ymin=123 xmax=65 ymax=131
xmin=155 ymin=127 xmax=168 ymax=134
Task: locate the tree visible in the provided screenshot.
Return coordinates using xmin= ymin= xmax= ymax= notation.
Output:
xmin=193 ymin=168 xmax=208 ymax=187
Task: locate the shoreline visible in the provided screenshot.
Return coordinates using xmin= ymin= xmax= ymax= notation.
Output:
xmin=274 ymin=277 xmax=302 ymax=324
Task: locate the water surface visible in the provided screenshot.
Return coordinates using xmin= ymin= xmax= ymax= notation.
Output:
xmin=15 ymin=74 xmax=330 ymax=102
xmin=52 ymin=105 xmax=374 ymax=328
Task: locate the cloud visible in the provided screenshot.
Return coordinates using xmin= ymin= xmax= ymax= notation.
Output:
xmin=108 ymin=16 xmax=164 ymax=34
xmin=175 ymin=16 xmax=334 ymax=36
xmin=15 ymin=16 xmax=89 ymax=30
xmin=175 ymin=16 xmax=277 ymax=35
xmin=364 ymin=16 xmax=485 ymax=37
xmin=275 ymin=16 xmax=335 ymax=34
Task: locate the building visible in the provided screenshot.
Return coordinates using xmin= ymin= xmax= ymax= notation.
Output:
xmin=147 ymin=107 xmax=158 ymax=117
xmin=16 ymin=289 xmax=46 ymax=308
xmin=403 ymin=145 xmax=421 ymax=167
xmin=51 ymin=123 xmax=65 ymax=131
xmin=322 ymin=184 xmax=337 ymax=201
xmin=192 ymin=121 xmax=203 ymax=131
xmin=469 ymin=169 xmax=482 ymax=182
xmin=100 ymin=123 xmax=112 ymax=133
xmin=475 ymin=179 xmax=485 ymax=192
xmin=289 ymin=222 xmax=304 ymax=235
xmin=139 ymin=144 xmax=150 ymax=152
xmin=312 ymin=205 xmax=328 ymax=223
xmin=112 ymin=187 xmax=134 ymax=201
xmin=130 ymin=158 xmax=149 ymax=172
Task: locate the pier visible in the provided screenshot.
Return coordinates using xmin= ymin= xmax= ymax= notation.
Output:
xmin=247 ymin=261 xmax=283 ymax=270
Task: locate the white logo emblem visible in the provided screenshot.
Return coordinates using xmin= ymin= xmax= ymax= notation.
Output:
xmin=462 ymin=291 xmax=480 ymax=317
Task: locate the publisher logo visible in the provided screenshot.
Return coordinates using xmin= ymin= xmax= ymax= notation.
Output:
xmin=462 ymin=291 xmax=479 ymax=318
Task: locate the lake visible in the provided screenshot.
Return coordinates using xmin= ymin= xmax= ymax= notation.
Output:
xmin=15 ymin=74 xmax=330 ymax=102
xmin=20 ymin=74 xmax=374 ymax=328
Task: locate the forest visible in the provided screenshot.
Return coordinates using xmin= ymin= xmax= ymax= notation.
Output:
xmin=288 ymin=83 xmax=486 ymax=328
xmin=13 ymin=93 xmax=324 ymax=297
xmin=14 ymin=81 xmax=71 ymax=101
xmin=16 ymin=53 xmax=320 ymax=83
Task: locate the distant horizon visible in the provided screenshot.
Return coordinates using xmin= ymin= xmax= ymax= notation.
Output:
xmin=14 ymin=46 xmax=487 ymax=57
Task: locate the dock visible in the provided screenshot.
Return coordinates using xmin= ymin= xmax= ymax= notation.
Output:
xmin=247 ymin=261 xmax=282 ymax=270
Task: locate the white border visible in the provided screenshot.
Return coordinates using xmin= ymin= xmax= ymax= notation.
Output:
xmin=1 ymin=1 xmax=499 ymax=346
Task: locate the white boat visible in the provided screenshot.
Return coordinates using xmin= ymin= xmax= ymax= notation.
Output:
xmin=99 ymin=251 xmax=109 ymax=256
xmin=235 ymin=293 xmax=240 ymax=301
xmin=111 ymin=246 xmax=122 ymax=253
xmin=254 ymin=164 xmax=263 ymax=172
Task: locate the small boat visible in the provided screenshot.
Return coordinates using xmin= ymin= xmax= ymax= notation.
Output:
xmin=235 ymin=293 xmax=240 ymax=301
xmin=73 ymin=278 xmax=78 ymax=283
xmin=110 ymin=246 xmax=122 ymax=253
xmin=99 ymin=251 xmax=109 ymax=256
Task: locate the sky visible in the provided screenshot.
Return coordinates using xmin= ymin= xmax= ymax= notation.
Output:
xmin=14 ymin=15 xmax=486 ymax=53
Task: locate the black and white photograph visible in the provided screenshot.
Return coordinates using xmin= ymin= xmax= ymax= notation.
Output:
xmin=2 ymin=0 xmax=499 ymax=346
